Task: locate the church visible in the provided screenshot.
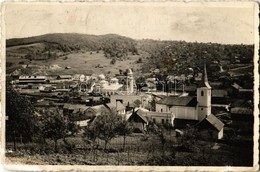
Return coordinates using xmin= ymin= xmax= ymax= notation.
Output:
xmin=154 ymin=65 xmax=224 ymax=139
xmin=155 ymin=65 xmax=212 ymax=122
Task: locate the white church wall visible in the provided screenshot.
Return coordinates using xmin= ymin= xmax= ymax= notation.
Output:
xmin=156 ymin=104 xmax=197 ymax=120
xmin=170 ymin=106 xmax=198 ymax=120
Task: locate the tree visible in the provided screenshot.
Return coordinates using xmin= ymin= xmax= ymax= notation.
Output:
xmin=6 ymin=83 xmax=37 ymax=150
xmin=116 ymin=119 xmax=133 ymax=151
xmin=86 ymin=108 xmax=121 ymax=150
xmin=41 ymin=109 xmax=78 ymax=152
xmin=119 ymin=69 xmax=123 ymax=75
xmin=147 ymin=122 xmax=167 ymax=156
xmin=177 ymin=127 xmax=201 ymax=153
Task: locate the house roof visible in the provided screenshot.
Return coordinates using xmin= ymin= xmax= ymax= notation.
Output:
xmin=157 ymin=96 xmax=197 ymax=107
xmin=19 ymin=75 xmax=46 ymax=80
xmin=57 ymin=75 xmax=72 ymax=79
xmin=212 ymin=89 xmax=228 ymax=98
xmin=34 ymin=100 xmax=51 ymax=106
xmin=128 ymin=109 xmax=148 ymax=124
xmin=63 ymin=103 xmax=71 ymax=109
xmin=231 ymin=99 xmax=253 ymax=108
xmin=231 ymin=107 xmax=253 ymax=115
xmin=232 ymin=83 xmax=243 ymax=90
xmin=238 ymin=89 xmax=253 ymax=93
xmin=204 ymin=114 xmax=224 ymax=131
xmin=106 ymin=101 xmax=125 ymax=111
xmin=136 ymin=109 xmax=148 ymax=117
xmin=76 ymin=119 xmax=91 ymax=127
xmin=148 ymin=111 xmax=173 ymax=118
xmin=64 ymin=104 xmax=106 ymax=116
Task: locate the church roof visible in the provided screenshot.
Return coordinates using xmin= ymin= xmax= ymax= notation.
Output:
xmin=157 ymin=96 xmax=197 ymax=107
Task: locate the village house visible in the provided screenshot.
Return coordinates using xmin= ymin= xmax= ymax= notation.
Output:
xmin=18 ymin=75 xmax=47 ymax=84
xmin=56 ymin=75 xmax=73 ymax=80
xmin=63 ymin=103 xmax=106 ymax=121
xmin=127 ymin=109 xmax=149 ymax=132
xmin=197 ymin=114 xmax=224 ymax=140
xmin=230 ymin=99 xmax=253 ymax=121
xmin=110 ymin=94 xmax=143 ymax=107
xmin=147 ymin=111 xmax=174 ymax=126
xmin=105 ymin=101 xmax=126 ymax=115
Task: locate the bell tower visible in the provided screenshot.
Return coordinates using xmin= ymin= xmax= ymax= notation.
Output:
xmin=197 ymin=64 xmax=211 ymax=121
xmin=127 ymin=69 xmax=134 ymax=94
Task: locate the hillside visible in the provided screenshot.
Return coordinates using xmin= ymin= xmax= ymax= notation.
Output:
xmin=7 ymin=33 xmax=138 ymax=58
xmin=6 ymin=33 xmax=254 ymax=77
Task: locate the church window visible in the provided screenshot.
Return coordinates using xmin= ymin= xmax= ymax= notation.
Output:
xmin=166 ymin=119 xmax=169 ymax=123
xmin=162 ymin=119 xmax=165 ymax=124
xmin=201 ymin=91 xmax=204 ymax=96
xmin=161 ymin=108 xmax=163 ymax=112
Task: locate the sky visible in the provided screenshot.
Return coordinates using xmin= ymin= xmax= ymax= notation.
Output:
xmin=3 ymin=2 xmax=257 ymax=44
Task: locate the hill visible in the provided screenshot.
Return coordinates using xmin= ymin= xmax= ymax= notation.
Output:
xmin=6 ymin=33 xmax=254 ymax=77
xmin=7 ymin=33 xmax=139 ymax=59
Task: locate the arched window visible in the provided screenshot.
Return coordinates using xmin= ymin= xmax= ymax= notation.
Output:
xmin=201 ymin=90 xmax=204 ymax=96
xmin=161 ymin=108 xmax=163 ymax=112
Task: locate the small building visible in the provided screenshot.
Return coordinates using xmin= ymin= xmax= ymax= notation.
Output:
xmin=40 ymin=86 xmax=55 ymax=93
xmin=230 ymin=99 xmax=253 ymax=121
xmin=110 ymin=94 xmax=142 ymax=107
xmin=128 ymin=109 xmax=149 ymax=132
xmin=212 ymin=89 xmax=228 ymax=98
xmin=63 ymin=104 xmax=105 ymax=121
xmin=56 ymin=75 xmax=73 ymax=80
xmin=76 ymin=119 xmax=91 ymax=127
xmin=105 ymin=101 xmax=126 ymax=115
xmin=197 ymin=114 xmax=224 ymax=140
xmin=18 ymin=75 xmax=47 ymax=84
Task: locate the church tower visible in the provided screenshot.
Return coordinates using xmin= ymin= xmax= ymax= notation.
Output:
xmin=127 ymin=69 xmax=134 ymax=94
xmin=197 ymin=64 xmax=211 ymax=121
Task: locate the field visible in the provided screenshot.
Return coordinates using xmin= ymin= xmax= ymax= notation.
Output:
xmin=5 ymin=131 xmax=253 ymax=166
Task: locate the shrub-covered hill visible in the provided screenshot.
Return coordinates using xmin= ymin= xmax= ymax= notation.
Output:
xmin=138 ymin=39 xmax=254 ymax=75
xmin=7 ymin=33 xmax=139 ymax=58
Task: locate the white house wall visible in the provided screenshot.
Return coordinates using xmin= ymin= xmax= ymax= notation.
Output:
xmin=218 ymin=128 xmax=224 ymax=139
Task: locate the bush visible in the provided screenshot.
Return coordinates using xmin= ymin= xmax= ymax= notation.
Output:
xmin=136 ymin=58 xmax=142 ymax=63
xmin=110 ymin=58 xmax=116 ymax=65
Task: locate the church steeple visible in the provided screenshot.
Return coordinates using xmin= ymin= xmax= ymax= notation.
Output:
xmin=197 ymin=64 xmax=211 ymax=121
xmin=199 ymin=64 xmax=211 ymax=88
